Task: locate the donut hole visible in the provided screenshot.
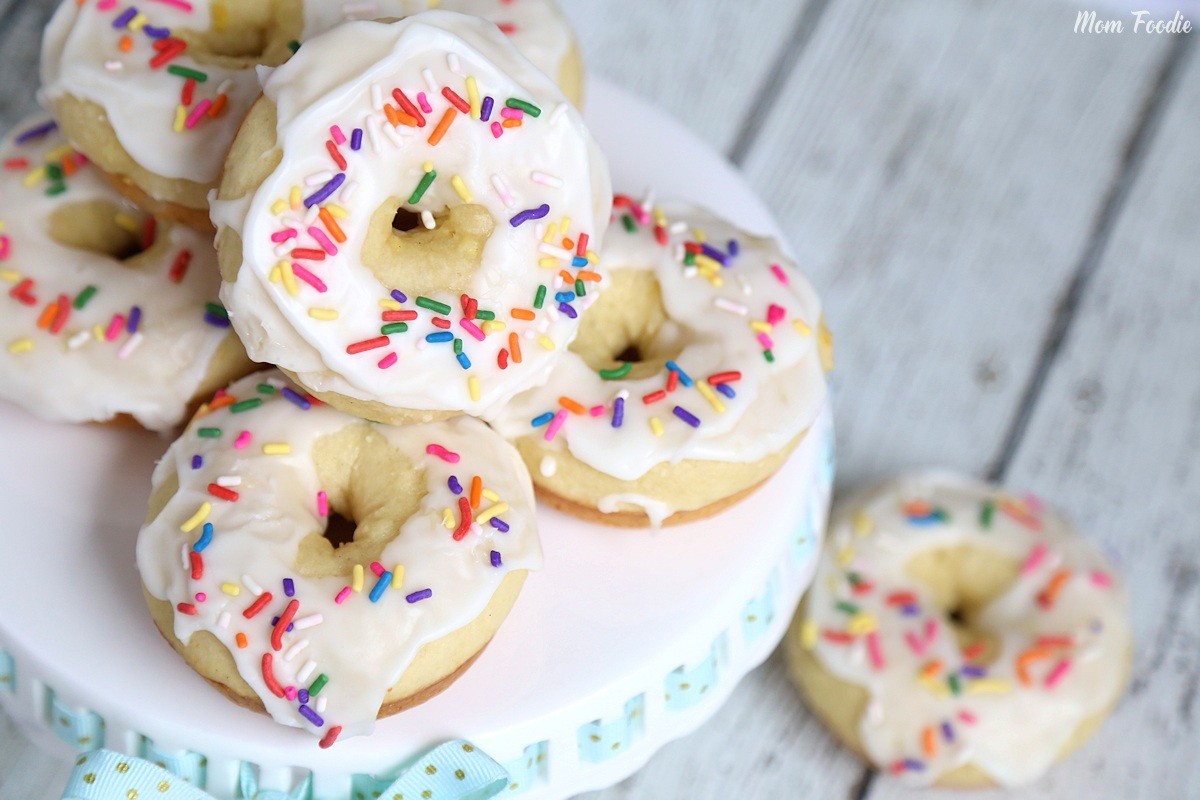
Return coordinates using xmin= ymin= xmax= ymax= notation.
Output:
xmin=297 ymin=425 xmax=428 ymax=576
xmin=48 ymin=200 xmax=152 ymax=262
xmin=174 ymin=0 xmax=303 ymax=69
xmin=570 ymin=269 xmax=687 ymax=381
xmin=360 ymin=197 xmax=495 ymax=300
xmin=903 ymin=545 xmax=1020 ymax=665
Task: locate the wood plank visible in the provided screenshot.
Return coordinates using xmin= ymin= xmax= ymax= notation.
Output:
xmin=0 ymin=0 xmax=58 ymax=130
xmin=558 ymin=0 xmax=813 ymax=152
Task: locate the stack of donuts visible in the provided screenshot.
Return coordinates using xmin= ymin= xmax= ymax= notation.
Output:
xmin=0 ymin=0 xmax=833 ymax=749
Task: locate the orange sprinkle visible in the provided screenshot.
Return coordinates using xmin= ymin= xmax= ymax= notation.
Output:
xmin=903 ymin=500 xmax=933 ymax=517
xmin=318 ymin=208 xmax=346 ymax=243
xmin=577 ymin=270 xmax=602 ymax=282
xmin=558 ymin=396 xmax=586 ymax=415
xmin=235 ymin=632 xmax=248 ymax=649
xmin=962 ymin=642 xmax=987 ymax=661
xmin=1016 ymin=647 xmax=1052 ymax=685
xmin=921 ymin=726 xmax=937 ymax=758
xmin=501 ymin=118 xmax=521 ymax=129
xmin=428 ymin=108 xmax=457 ymax=146
xmin=1037 ymin=569 xmax=1072 ymax=609
xmin=119 ymin=34 xmax=133 ymax=52
xmin=562 ymin=237 xmax=575 ymax=250
xmin=510 ymin=308 xmax=535 ymax=321
xmin=557 ymin=270 xmax=574 ymax=284
xmin=61 ymin=155 xmax=78 ymax=177
xmin=208 ymin=94 xmax=229 ymax=118
xmin=206 ymin=394 xmax=237 ymax=412
xmin=1035 ymin=635 xmax=1074 ymax=649
xmin=36 ymin=301 xmax=57 ymax=329
xmin=470 ymin=476 xmax=482 ymax=510
xmin=920 ymin=660 xmax=944 ymax=680
xmin=509 ymin=332 xmax=522 ymax=363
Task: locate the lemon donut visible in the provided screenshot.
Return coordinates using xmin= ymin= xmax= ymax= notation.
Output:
xmin=210 ymin=12 xmax=611 ymax=425
xmin=0 ymin=116 xmax=250 ymax=430
xmin=40 ymin=0 xmax=585 ymax=230
xmin=785 ymin=473 xmax=1131 ymax=787
xmin=137 ymin=370 xmax=541 ymax=745
xmin=490 ymin=198 xmax=832 ymax=526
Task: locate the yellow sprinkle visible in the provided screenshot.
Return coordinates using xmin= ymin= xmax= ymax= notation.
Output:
xmin=847 ymin=613 xmax=876 ymax=635
xmin=707 ymin=273 xmax=725 ymax=288
xmin=967 ymin=679 xmax=1012 ymax=695
xmin=537 ymin=335 xmax=555 ymax=351
xmin=180 ymin=502 xmax=212 ymax=533
xmin=559 ymin=217 xmax=571 ymax=236
xmin=468 ymin=376 xmax=481 ymax=402
xmin=212 ymin=2 xmax=229 ymax=30
xmin=308 ymin=308 xmax=338 ymax=321
xmin=649 ymin=417 xmax=664 ymax=437
xmin=696 ymin=382 xmax=726 ymax=413
xmin=801 ymin=620 xmax=818 ymax=650
xmin=325 ymin=203 xmax=348 ymax=219
xmin=749 ymin=320 xmax=773 ymax=334
xmin=270 ymin=199 xmax=288 ymax=215
xmin=836 ymin=545 xmax=855 ymax=567
xmin=379 ymin=298 xmax=403 ymax=310
xmin=475 ymin=502 xmax=509 ymax=525
xmin=538 ymin=257 xmax=559 ymax=269
xmin=422 ymin=160 xmax=434 ymax=173
xmin=93 ymin=324 xmax=106 ymax=341
xmin=466 ymin=75 xmax=481 ymax=120
xmin=22 ymin=167 xmax=46 ymax=187
xmin=441 ymin=507 xmax=455 ymax=529
xmin=692 ymin=227 xmax=707 ymax=243
xmin=269 ymin=264 xmax=282 ymax=284
xmin=352 ymin=564 xmax=364 ymax=592
xmin=793 ymin=319 xmax=813 ymax=336
xmin=695 ymin=254 xmax=724 ymax=273
xmin=128 ymin=12 xmax=147 ymax=30
xmin=114 ymin=213 xmax=140 ymax=233
xmin=541 ymin=222 xmax=558 ymax=245
xmin=278 ymin=262 xmax=298 ymax=297
xmin=480 ymin=320 xmax=505 ymax=333
xmin=262 ymin=443 xmax=292 ymax=455
xmin=289 ymin=186 xmax=301 ymax=210
xmin=7 ymin=338 xmax=33 ymax=354
xmin=0 ymin=269 xmax=19 ymax=282
xmin=46 ymin=145 xmax=73 ymax=162
xmin=172 ymin=105 xmax=187 ymax=133
xmin=586 ymin=249 xmax=600 ymax=263
xmin=221 ymin=583 xmax=241 ymax=597
xmin=392 ymin=565 xmax=405 ymax=588
xmin=852 ymin=510 xmax=873 ymax=536
xmin=652 ymin=208 xmax=667 ymax=227
xmin=451 ymin=175 xmax=473 ymax=203
xmin=482 ymin=488 xmax=499 ymax=502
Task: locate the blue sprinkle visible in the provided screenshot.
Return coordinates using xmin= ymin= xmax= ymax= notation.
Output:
xmin=390 ymin=289 xmax=407 ymax=304
xmin=612 ymin=396 xmax=625 ymax=428
xmin=127 ymin=306 xmax=141 ymax=334
xmin=490 ymin=550 xmax=502 ymax=568
xmin=426 ymin=331 xmax=454 ymax=343
xmin=193 ymin=522 xmax=213 ymax=552
xmin=456 ymin=352 xmax=472 ymax=370
xmin=191 ymin=454 xmax=203 ymax=470
xmin=480 ymin=96 xmax=494 ymax=122
xmin=350 ymin=128 xmax=363 ymax=151
xmin=448 ymin=476 xmax=462 ymax=494
xmin=665 ymin=361 xmax=694 ymax=387
xmin=557 ymin=302 xmax=577 ymax=319
xmin=531 ymin=411 xmax=555 ymax=427
xmin=281 ymin=387 xmax=311 ymax=410
xmin=571 ymin=256 xmax=588 ymax=268
xmin=715 ymin=383 xmax=736 ymax=399
xmin=303 ymin=173 xmax=345 ymax=208
xmin=369 ymin=572 xmax=392 ymax=603
xmin=489 ymin=517 xmax=509 ymax=533
xmin=283 ymin=578 xmax=295 ymax=597
xmin=554 ymin=291 xmax=575 ymax=303
xmin=406 ymin=588 xmax=432 ymax=603
xmin=672 ymin=405 xmax=701 ymax=428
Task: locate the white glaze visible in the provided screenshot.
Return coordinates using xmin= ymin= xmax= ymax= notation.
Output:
xmin=489 ymin=201 xmax=828 ymax=481
xmin=801 ymin=473 xmax=1130 ymax=786
xmin=0 ymin=116 xmax=231 ymax=430
xmin=136 ymin=369 xmax=541 ymax=742
xmin=40 ymin=0 xmax=578 ymax=189
xmin=210 ymin=13 xmax=610 ymax=416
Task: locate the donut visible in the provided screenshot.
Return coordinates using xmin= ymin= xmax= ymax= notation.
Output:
xmin=209 ymin=12 xmax=611 ymax=424
xmin=136 ymin=369 xmax=541 ymax=745
xmin=784 ymin=473 xmax=1131 ymax=787
xmin=40 ymin=0 xmax=585 ymax=230
xmin=489 ymin=198 xmax=832 ymax=526
xmin=0 ymin=116 xmax=251 ymax=431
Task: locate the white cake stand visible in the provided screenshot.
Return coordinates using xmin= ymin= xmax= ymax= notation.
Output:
xmin=0 ymin=80 xmax=834 ymax=800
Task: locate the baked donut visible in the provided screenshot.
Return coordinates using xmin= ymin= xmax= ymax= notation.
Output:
xmin=785 ymin=473 xmax=1131 ymax=787
xmin=489 ymin=198 xmax=832 ymax=526
xmin=40 ymin=0 xmax=585 ymax=230
xmin=0 ymin=116 xmax=250 ymax=431
xmin=136 ymin=370 xmax=541 ymax=746
xmin=210 ymin=12 xmax=610 ymax=425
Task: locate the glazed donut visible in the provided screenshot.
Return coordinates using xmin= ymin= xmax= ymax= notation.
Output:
xmin=785 ymin=473 xmax=1131 ymax=787
xmin=210 ymin=12 xmax=611 ymax=424
xmin=0 ymin=116 xmax=250 ymax=431
xmin=40 ymin=0 xmax=585 ymax=230
xmin=136 ymin=370 xmax=540 ymax=745
xmin=490 ymin=199 xmax=832 ymax=526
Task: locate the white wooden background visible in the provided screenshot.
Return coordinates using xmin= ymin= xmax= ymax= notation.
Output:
xmin=2 ymin=0 xmax=1198 ymax=797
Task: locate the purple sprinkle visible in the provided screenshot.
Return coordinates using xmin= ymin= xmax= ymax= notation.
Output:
xmin=728 ymin=239 xmax=739 ymax=257
xmin=269 ymin=616 xmax=295 ymax=633
xmin=941 ymin=721 xmax=955 ymax=742
xmin=390 ymin=289 xmax=407 ymax=304
xmin=509 ymin=203 xmax=550 ymax=228
xmin=15 ymin=120 xmax=56 ymax=144
xmin=406 ymin=588 xmax=433 ymax=603
xmin=715 ymin=383 xmax=736 ymax=399
xmin=700 ymin=244 xmax=728 ymax=266
xmin=281 ymin=387 xmax=312 ymax=410
xmin=283 ymin=578 xmax=295 ymax=597
xmin=203 ymin=312 xmax=231 ymax=328
xmin=901 ymin=604 xmax=921 ymax=616
xmin=143 ymin=24 xmax=170 ymax=38
xmin=672 ymin=406 xmax=701 ymax=428
xmin=191 ymin=454 xmax=203 ymax=469
xmin=960 ymin=665 xmax=987 ymax=678
xmin=489 ymin=517 xmax=509 ymax=533
xmin=903 ymin=759 xmax=925 ymax=771
xmin=448 ymin=476 xmax=462 ymax=495
xmin=612 ymin=396 xmax=625 ymax=428
xmin=127 ymin=306 xmax=141 ymax=334
xmin=297 ymin=689 xmax=309 ymax=704
xmin=490 ymin=550 xmax=502 ymax=567
xmin=350 ymin=128 xmax=363 ymax=151
xmin=303 ymin=173 xmax=345 ymax=208
xmin=298 ymin=704 xmax=324 ymax=727
xmin=112 ymin=8 xmax=137 ymax=29
xmin=557 ymin=302 xmax=577 ymax=319
xmin=480 ymin=96 xmax=494 ymax=121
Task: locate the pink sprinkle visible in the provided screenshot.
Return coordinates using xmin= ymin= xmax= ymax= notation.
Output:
xmin=184 ymin=99 xmax=213 ymax=129
xmin=370 ymin=562 xmax=385 ymax=577
xmin=291 ymin=263 xmax=327 ymax=293
xmin=500 ymin=107 xmax=524 ymax=120
xmin=334 ymin=586 xmax=351 ymax=604
xmin=105 ymin=315 xmax=125 ymax=341
xmin=459 ymin=317 xmax=486 ymax=342
xmin=317 ymin=490 xmax=328 ymax=517
xmin=1023 ymin=492 xmax=1046 ymax=512
xmin=589 ymin=405 xmax=606 ymax=417
xmin=756 ymin=332 xmax=775 ymax=350
xmin=766 ymin=303 xmax=787 ymax=325
xmin=283 ymin=685 xmax=298 ymax=701
xmin=904 ymin=631 xmax=926 ymax=655
xmin=923 ymin=618 xmax=939 ymax=644
xmin=1045 ymin=658 xmax=1072 ymax=688
xmin=628 ymin=201 xmax=651 ymax=226
xmin=97 ymin=0 xmax=117 ymax=8
xmin=0 ymin=235 xmax=9 ymax=260
xmin=770 ymin=264 xmax=790 ymax=285
xmin=377 ymin=352 xmax=398 ymax=369
xmin=150 ymin=0 xmax=193 ymax=9
xmin=330 ymin=125 xmax=346 ymax=145
xmin=544 ymin=409 xmax=568 ymax=442
xmin=195 ymin=592 xmax=206 ymax=602
xmin=866 ymin=631 xmax=886 ymax=670
xmin=234 ymin=430 xmax=252 ymax=450
xmin=426 ymin=443 xmax=461 ymax=463
xmin=270 ymin=228 xmax=298 ymax=243
xmin=490 ymin=121 xmax=503 ymax=139
xmin=417 ymin=92 xmax=433 ymax=114
xmin=1021 ymin=543 xmax=1048 ymax=575
xmin=958 ymin=710 xmax=978 ymax=725
xmin=308 ymin=226 xmax=338 ymax=256
xmin=1090 ymin=570 xmax=1113 ymax=588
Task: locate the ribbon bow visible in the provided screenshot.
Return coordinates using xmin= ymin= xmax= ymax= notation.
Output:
xmin=62 ymin=740 xmax=509 ymax=800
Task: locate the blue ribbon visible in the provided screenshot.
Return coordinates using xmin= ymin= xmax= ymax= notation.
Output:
xmin=62 ymin=741 xmax=509 ymax=800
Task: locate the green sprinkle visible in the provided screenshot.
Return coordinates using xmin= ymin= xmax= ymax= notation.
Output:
xmin=981 ymin=501 xmax=995 ymax=530
xmin=599 ymin=362 xmax=632 ymax=381
xmin=257 ymin=383 xmax=276 ymax=395
xmin=504 ymin=98 xmax=542 ymax=117
xmin=167 ymin=65 xmax=208 ymax=82
xmin=453 ymin=338 xmax=463 ymax=355
xmin=287 ymin=40 xmax=300 ymax=54
xmin=415 ymin=296 xmax=451 ymax=315
xmin=933 ymin=508 xmax=951 ymax=523
xmin=408 ymin=170 xmax=437 ymax=205
xmin=230 ymin=399 xmax=263 ymax=414
xmin=308 ymin=673 xmax=329 ymax=697
xmin=533 ymin=285 xmax=547 ymax=309
xmin=683 ymin=252 xmax=696 ymax=266
xmin=474 ymin=309 xmax=495 ymax=321
xmin=622 ymin=214 xmax=636 ymax=233
xmin=948 ymin=674 xmax=962 ymax=695
xmin=73 ymin=285 xmax=97 ymax=309
xmin=197 ymin=427 xmax=222 ymax=438
xmin=575 ymin=279 xmax=586 ymax=297
xmin=204 ymin=302 xmax=229 ymax=320
xmin=46 ymin=183 xmax=66 ymax=197
xmin=835 ymin=601 xmax=860 ymax=615
xmin=763 ymin=349 xmax=775 ymax=363
xmin=46 ymin=164 xmax=63 ymax=181
xmin=380 ymin=322 xmax=409 ymax=335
